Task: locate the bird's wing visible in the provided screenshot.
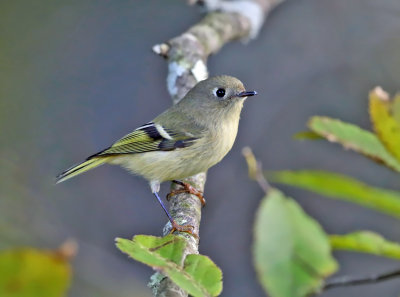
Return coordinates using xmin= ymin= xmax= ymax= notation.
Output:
xmin=88 ymin=121 xmax=201 ymax=158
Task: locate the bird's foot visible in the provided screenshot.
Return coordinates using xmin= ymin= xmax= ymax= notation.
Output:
xmin=167 ymin=180 xmax=206 ymax=207
xmin=169 ymin=220 xmax=198 ymax=238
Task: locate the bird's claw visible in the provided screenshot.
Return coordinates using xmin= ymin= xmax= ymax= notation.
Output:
xmin=169 ymin=221 xmax=198 ymax=238
xmin=167 ymin=180 xmax=206 ymax=207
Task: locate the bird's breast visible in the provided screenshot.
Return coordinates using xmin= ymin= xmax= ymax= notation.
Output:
xmin=199 ymin=117 xmax=240 ymax=167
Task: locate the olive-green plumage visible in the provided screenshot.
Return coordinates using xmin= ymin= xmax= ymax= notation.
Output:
xmin=56 ymin=75 xmax=257 ymax=194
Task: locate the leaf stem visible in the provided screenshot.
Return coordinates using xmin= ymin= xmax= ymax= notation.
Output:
xmin=242 ymin=146 xmax=270 ymax=194
xmin=323 ymin=268 xmax=400 ymax=289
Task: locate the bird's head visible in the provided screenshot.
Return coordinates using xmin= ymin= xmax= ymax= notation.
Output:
xmin=181 ymin=75 xmax=257 ymax=120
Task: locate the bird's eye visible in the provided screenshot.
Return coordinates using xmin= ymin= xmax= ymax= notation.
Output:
xmin=215 ymin=88 xmax=225 ymax=98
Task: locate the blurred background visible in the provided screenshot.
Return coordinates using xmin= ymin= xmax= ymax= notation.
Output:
xmin=1 ymin=0 xmax=400 ymax=296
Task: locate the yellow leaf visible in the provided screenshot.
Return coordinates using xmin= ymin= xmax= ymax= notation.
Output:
xmin=0 ymin=241 xmax=75 ymax=297
xmin=391 ymin=93 xmax=400 ymax=124
xmin=369 ymin=86 xmax=400 ymax=162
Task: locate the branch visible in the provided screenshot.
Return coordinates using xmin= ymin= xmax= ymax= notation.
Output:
xmin=148 ymin=1 xmax=285 ymax=296
xmin=323 ymin=268 xmax=400 ymax=290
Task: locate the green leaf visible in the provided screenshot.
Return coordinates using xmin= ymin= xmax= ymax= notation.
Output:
xmin=369 ymin=87 xmax=400 ymax=162
xmin=292 ymin=131 xmax=323 ymax=140
xmin=253 ymin=189 xmax=337 ymax=297
xmin=116 ymin=235 xmax=222 ymax=297
xmin=168 ymin=254 xmax=223 ymax=297
xmin=0 ymin=247 xmax=72 ymax=297
xmin=116 ymin=234 xmax=186 ymax=267
xmin=308 ymin=116 xmax=400 ymax=172
xmin=268 ymin=170 xmax=400 ymax=218
xmin=330 ymin=231 xmax=400 ymax=259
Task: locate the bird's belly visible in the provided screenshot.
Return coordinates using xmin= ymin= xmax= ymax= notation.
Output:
xmin=111 ymin=151 xmax=204 ymax=182
xmin=110 ymin=136 xmax=234 ymax=182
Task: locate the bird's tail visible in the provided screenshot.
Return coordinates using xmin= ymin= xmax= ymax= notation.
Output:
xmin=56 ymin=157 xmax=106 ymax=183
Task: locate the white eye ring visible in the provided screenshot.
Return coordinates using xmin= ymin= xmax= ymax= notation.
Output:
xmin=213 ymin=87 xmax=226 ymax=98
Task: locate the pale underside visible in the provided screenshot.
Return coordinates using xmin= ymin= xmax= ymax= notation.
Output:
xmin=109 ymin=123 xmax=237 ymax=193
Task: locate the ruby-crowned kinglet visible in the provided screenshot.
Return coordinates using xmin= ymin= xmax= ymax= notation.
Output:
xmin=57 ymin=75 xmax=257 ymax=235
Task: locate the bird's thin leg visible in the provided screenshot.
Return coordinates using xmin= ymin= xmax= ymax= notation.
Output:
xmin=153 ymin=191 xmax=197 ymax=237
xmin=153 ymin=191 xmax=174 ymax=222
xmin=166 ymin=180 xmax=206 ymax=207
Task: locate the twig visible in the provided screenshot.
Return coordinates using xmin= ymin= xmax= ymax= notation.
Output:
xmin=242 ymin=146 xmax=270 ymax=194
xmin=148 ymin=1 xmax=285 ymax=296
xmin=323 ymin=268 xmax=400 ymax=290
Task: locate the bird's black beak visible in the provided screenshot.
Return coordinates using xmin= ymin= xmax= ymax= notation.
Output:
xmin=237 ymin=90 xmax=258 ymax=97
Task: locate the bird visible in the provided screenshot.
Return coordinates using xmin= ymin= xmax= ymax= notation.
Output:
xmin=56 ymin=75 xmax=257 ymax=236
